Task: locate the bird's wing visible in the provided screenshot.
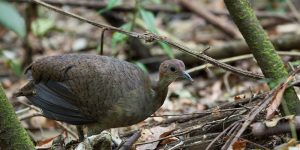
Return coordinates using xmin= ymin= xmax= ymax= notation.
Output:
xmin=22 ymin=80 xmax=96 ymax=125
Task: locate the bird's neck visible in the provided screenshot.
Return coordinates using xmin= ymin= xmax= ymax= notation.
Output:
xmin=152 ymin=77 xmax=173 ymax=109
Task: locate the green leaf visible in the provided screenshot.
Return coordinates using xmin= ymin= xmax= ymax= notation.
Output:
xmin=111 ymin=23 xmax=132 ymax=54
xmin=139 ymin=8 xmax=157 ymax=33
xmin=0 ymin=50 xmax=22 ymax=76
xmin=98 ymin=0 xmax=119 ymax=14
xmin=8 ymin=59 xmax=22 ymax=76
xmin=31 ymin=18 xmax=55 ymax=36
xmin=138 ymin=9 xmax=173 ymax=58
xmin=134 ymin=62 xmax=148 ymax=73
xmin=151 ymin=0 xmax=161 ymax=4
xmin=159 ymin=42 xmax=174 ymax=58
xmin=0 ymin=1 xmax=26 ymax=38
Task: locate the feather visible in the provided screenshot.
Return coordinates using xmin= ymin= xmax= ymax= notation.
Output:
xmin=26 ymin=81 xmax=95 ymax=125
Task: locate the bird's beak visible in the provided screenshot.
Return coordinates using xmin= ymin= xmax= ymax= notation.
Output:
xmin=181 ymin=71 xmax=193 ymax=81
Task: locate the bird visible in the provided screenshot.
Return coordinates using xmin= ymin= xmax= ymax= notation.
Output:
xmin=15 ymin=54 xmax=192 ymax=137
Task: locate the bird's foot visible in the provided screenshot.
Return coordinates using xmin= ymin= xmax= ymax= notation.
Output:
xmin=75 ymin=131 xmax=112 ymax=150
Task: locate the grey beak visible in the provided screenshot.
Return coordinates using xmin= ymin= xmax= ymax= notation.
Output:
xmin=182 ymin=71 xmax=193 ymax=81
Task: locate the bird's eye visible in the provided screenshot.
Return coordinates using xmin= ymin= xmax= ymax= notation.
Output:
xmin=170 ymin=66 xmax=176 ymax=72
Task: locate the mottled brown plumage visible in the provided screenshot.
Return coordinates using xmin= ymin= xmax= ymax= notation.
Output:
xmin=16 ymin=54 xmax=192 ymax=135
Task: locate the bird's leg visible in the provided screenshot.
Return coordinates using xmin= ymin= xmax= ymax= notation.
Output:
xmin=110 ymin=128 xmax=122 ymax=147
xmin=87 ymin=123 xmax=104 ymax=137
xmin=81 ymin=123 xmax=113 ymax=149
xmin=86 ymin=124 xmax=122 ymax=148
xmin=75 ymin=131 xmax=112 ymax=150
xmin=76 ymin=125 xmax=84 ymax=142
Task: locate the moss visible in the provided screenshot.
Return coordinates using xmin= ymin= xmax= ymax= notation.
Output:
xmin=224 ymin=0 xmax=300 ymax=115
xmin=0 ymin=85 xmax=35 ymax=149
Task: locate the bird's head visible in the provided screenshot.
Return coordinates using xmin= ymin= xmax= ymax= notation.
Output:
xmin=159 ymin=59 xmax=192 ymax=83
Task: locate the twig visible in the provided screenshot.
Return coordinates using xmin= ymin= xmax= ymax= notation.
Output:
xmin=150 ymin=107 xmax=247 ymax=117
xmin=16 ymin=0 xmax=180 ymax=13
xmin=56 ymin=122 xmax=78 ymax=139
xmin=222 ymin=66 xmax=300 ymax=149
xmin=135 ymin=121 xmax=207 ymax=146
xmin=17 ymin=100 xmax=40 ymax=111
xmin=155 ymin=94 xmax=266 ymax=126
xmin=223 ymin=72 xmax=232 ymax=95
xmin=286 ymin=0 xmax=300 ymax=23
xmin=205 ymin=122 xmax=238 ymax=150
xmin=221 ymin=122 xmax=242 ymax=150
xmin=118 ymin=130 xmax=141 ymax=150
xmin=14 ymin=0 xmax=297 ymax=22
xmin=240 ymin=137 xmax=270 ymax=150
xmin=222 ymin=94 xmax=272 ymax=149
xmin=252 ymin=116 xmax=300 ymax=137
xmin=137 ymin=114 xmax=241 ymax=146
xmin=180 ymin=0 xmax=240 ymax=38
xmin=99 ymin=28 xmax=107 ymax=55
xmin=31 ymin=0 xmax=264 ymax=80
xmin=19 ymin=112 xmax=43 ymax=121
xmin=17 ymin=100 xmax=78 ymax=139
xmin=16 ymin=107 xmax=30 ymax=115
xmin=168 ymin=140 xmax=184 ymax=150
xmin=187 ymin=51 xmax=300 ymax=74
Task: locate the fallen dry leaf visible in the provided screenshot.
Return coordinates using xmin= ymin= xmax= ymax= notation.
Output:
xmin=160 ymin=137 xmax=179 ymax=145
xmin=234 ymin=94 xmax=246 ymax=101
xmin=265 ymin=115 xmax=295 ymax=127
xmin=136 ymin=123 xmax=176 ymax=150
xmin=232 ymin=139 xmax=246 ymax=150
xmin=266 ymin=75 xmax=294 ymax=120
xmin=36 ymin=130 xmax=65 ymax=148
xmin=212 ymin=106 xmax=221 ymax=118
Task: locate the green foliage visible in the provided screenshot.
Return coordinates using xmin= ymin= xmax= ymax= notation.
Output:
xmin=111 ymin=23 xmax=132 ymax=54
xmin=7 ymin=59 xmax=22 ymax=76
xmin=0 ymin=1 xmax=26 ymax=38
xmin=147 ymin=0 xmax=161 ymax=4
xmin=158 ymin=42 xmax=174 ymax=58
xmin=266 ymin=0 xmax=286 ymax=13
xmin=139 ymin=8 xmax=157 ymax=33
xmin=139 ymin=8 xmax=174 ymax=58
xmin=100 ymin=0 xmax=173 ymax=58
xmin=31 ymin=18 xmax=55 ymax=36
xmin=134 ymin=61 xmax=148 ymax=73
xmin=289 ymin=60 xmax=300 ymax=67
xmin=0 ymin=50 xmax=22 ymax=76
xmin=98 ymin=0 xmax=119 ymax=14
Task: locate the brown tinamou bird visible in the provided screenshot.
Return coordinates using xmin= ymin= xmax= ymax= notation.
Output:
xmin=16 ymin=54 xmax=192 ymax=136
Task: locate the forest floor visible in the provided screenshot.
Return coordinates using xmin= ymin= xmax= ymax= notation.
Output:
xmin=1 ymin=0 xmax=300 ymax=149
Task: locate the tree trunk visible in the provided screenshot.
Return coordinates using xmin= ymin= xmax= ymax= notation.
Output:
xmin=0 ymin=85 xmax=35 ymax=149
xmin=224 ymin=0 xmax=300 ymax=115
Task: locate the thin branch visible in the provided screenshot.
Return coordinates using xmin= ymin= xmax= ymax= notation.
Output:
xmin=31 ymin=0 xmax=264 ymax=80
xmin=19 ymin=112 xmax=43 ymax=121
xmin=187 ymin=51 xmax=300 ymax=74
xmin=15 ymin=0 xmax=180 ymax=13
xmin=136 ymin=114 xmax=240 ymax=146
xmin=14 ymin=0 xmax=297 ymax=23
xmin=240 ymin=138 xmax=270 ymax=150
xmin=118 ymin=131 xmax=141 ymax=150
xmin=17 ymin=100 xmax=78 ymax=139
xmin=56 ymin=122 xmax=78 ymax=139
xmin=99 ymin=28 xmax=107 ymax=55
xmin=222 ymin=66 xmax=300 ymax=149
xmin=180 ymin=0 xmax=240 ymax=38
xmin=150 ymin=107 xmax=246 ymax=117
xmin=286 ymin=0 xmax=300 ymax=23
xmin=205 ymin=122 xmax=238 ymax=150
